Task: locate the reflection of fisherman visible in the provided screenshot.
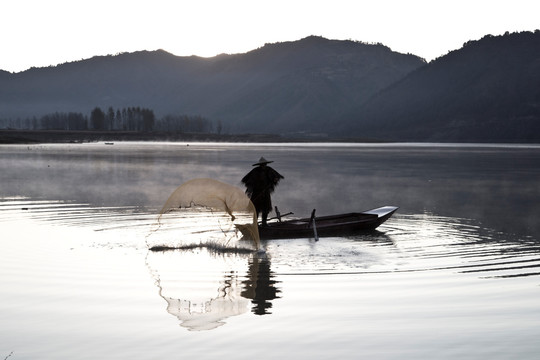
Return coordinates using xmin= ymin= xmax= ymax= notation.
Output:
xmin=241 ymin=157 xmax=284 ymax=226
xmin=241 ymin=255 xmax=280 ymax=315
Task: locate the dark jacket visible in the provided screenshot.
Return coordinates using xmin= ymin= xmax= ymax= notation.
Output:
xmin=241 ymin=165 xmax=284 ymax=214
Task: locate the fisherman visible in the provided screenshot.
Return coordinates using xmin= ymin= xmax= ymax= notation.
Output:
xmin=241 ymin=157 xmax=284 ymax=226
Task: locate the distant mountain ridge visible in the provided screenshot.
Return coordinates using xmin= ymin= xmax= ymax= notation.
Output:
xmin=1 ymin=32 xmax=539 ymax=142
xmin=0 ymin=36 xmax=425 ymax=134
xmin=340 ymin=31 xmax=540 ymax=142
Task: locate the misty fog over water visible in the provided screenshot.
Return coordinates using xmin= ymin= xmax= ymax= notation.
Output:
xmin=1 ymin=142 xmax=539 ymax=359
xmin=2 ymin=142 xmax=539 ymax=235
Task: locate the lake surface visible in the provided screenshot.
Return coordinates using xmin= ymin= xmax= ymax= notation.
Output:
xmin=1 ymin=142 xmax=540 ymax=359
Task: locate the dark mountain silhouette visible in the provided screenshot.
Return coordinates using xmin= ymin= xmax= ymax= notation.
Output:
xmin=340 ymin=31 xmax=540 ymax=142
xmin=3 ymin=33 xmax=539 ymax=142
xmin=0 ymin=36 xmax=425 ymax=134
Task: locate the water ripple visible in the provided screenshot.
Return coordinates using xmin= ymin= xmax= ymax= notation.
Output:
xmin=267 ymin=213 xmax=540 ymax=279
xmin=2 ymin=198 xmax=539 ymax=280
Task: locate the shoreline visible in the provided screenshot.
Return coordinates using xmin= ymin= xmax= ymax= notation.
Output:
xmin=0 ymin=129 xmax=379 ymax=144
xmin=3 ymin=129 xmax=538 ymax=145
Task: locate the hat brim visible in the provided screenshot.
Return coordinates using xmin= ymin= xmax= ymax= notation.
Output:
xmin=252 ymin=160 xmax=273 ymax=166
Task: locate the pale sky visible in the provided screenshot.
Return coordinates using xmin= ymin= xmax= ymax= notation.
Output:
xmin=1 ymin=0 xmax=539 ymax=73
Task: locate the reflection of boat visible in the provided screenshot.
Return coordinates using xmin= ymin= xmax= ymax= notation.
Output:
xmin=258 ymin=206 xmax=398 ymax=240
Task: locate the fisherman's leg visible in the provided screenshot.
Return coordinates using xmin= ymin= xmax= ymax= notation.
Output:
xmin=254 ymin=207 xmax=261 ymax=223
xmin=251 ymin=198 xmax=261 ymax=222
xmin=261 ymin=193 xmax=271 ymax=226
xmin=261 ymin=210 xmax=269 ymax=226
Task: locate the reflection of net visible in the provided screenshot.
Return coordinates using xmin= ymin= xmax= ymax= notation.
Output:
xmin=162 ymin=295 xmax=250 ymax=331
xmin=147 ymin=249 xmax=251 ymax=331
xmin=149 ymin=178 xmax=260 ymax=250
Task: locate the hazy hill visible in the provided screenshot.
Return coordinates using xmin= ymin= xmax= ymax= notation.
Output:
xmin=200 ymin=36 xmax=425 ymax=133
xmin=4 ymin=33 xmax=539 ymax=142
xmin=0 ymin=36 xmax=425 ymax=134
xmin=340 ymin=31 xmax=540 ymax=142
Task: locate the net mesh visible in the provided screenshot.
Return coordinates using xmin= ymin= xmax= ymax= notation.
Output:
xmin=147 ymin=178 xmax=260 ymax=250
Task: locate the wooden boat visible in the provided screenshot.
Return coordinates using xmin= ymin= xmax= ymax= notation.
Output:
xmin=258 ymin=206 xmax=398 ymax=240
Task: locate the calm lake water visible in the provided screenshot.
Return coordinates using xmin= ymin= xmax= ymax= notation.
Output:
xmin=1 ymin=142 xmax=540 ymax=359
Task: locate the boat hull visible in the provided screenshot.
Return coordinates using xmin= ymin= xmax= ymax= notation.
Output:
xmin=258 ymin=206 xmax=398 ymax=240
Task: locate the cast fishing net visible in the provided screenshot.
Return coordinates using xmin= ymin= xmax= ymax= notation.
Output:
xmin=147 ymin=178 xmax=260 ymax=251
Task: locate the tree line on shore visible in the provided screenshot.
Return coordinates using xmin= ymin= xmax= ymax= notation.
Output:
xmin=0 ymin=106 xmax=222 ymax=134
